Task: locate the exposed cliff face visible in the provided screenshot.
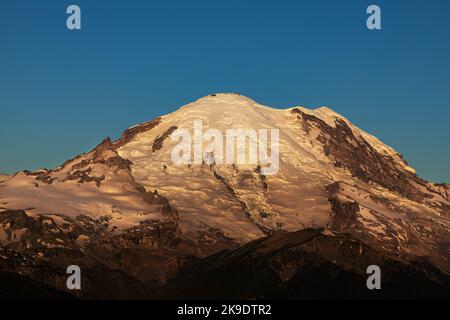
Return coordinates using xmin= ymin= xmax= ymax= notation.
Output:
xmin=113 ymin=118 xmax=162 ymax=148
xmin=292 ymin=108 xmax=428 ymax=202
xmin=0 ymin=93 xmax=448 ymax=298
xmin=430 ymin=183 xmax=450 ymax=202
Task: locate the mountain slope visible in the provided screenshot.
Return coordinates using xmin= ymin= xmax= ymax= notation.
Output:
xmin=0 ymin=93 xmax=448 ymax=298
xmin=156 ymin=229 xmax=449 ymax=300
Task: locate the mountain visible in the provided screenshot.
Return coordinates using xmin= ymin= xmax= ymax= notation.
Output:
xmin=0 ymin=93 xmax=449 ymax=299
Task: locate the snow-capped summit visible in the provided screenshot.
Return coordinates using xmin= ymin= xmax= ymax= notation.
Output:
xmin=195 ymin=92 xmax=258 ymax=103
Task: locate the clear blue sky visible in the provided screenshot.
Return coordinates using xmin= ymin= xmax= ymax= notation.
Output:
xmin=1 ymin=0 xmax=449 ymax=182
